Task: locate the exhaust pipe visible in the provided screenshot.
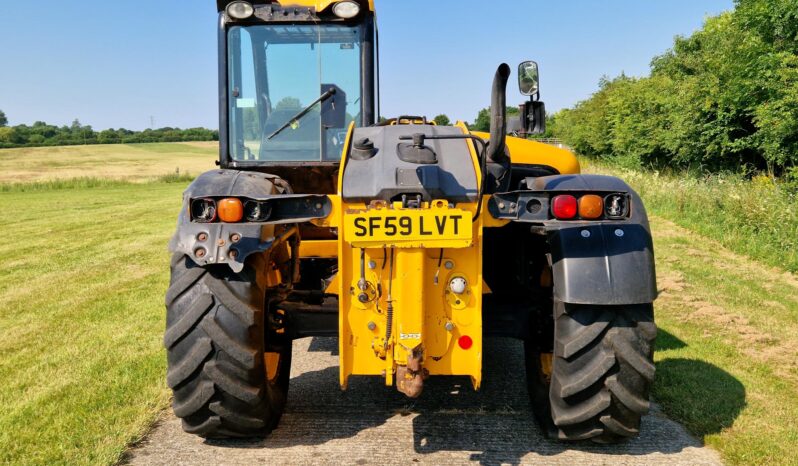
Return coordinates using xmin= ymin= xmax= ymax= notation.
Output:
xmin=488 ymin=63 xmax=511 ymax=163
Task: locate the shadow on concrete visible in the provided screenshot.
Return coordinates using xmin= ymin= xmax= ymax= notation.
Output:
xmin=205 ymin=336 xmax=743 ymax=465
xmin=307 ymin=335 xmax=339 ymax=355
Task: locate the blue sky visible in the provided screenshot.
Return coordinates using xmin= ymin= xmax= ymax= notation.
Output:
xmin=0 ymin=0 xmax=733 ymax=130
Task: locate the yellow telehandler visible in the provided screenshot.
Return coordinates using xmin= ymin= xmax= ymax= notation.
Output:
xmin=165 ymin=0 xmax=657 ymax=444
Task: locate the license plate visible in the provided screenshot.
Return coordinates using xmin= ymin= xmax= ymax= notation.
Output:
xmin=344 ymin=209 xmax=473 ymax=248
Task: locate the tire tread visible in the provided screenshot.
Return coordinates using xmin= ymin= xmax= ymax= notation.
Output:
xmin=165 ymin=254 xmax=290 ymax=438
xmin=545 ymin=303 xmax=656 ymax=443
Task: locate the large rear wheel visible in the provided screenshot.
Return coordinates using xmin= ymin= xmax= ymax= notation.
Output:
xmin=526 ymin=301 xmax=656 ymax=443
xmin=164 ymin=253 xmax=292 ymax=438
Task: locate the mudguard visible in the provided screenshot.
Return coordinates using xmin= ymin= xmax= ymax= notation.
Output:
xmin=168 ymin=169 xmax=330 ymax=273
xmin=490 ymin=174 xmax=657 ymax=305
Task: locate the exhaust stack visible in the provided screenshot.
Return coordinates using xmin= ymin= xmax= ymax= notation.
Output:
xmin=488 ymin=63 xmax=511 ymax=163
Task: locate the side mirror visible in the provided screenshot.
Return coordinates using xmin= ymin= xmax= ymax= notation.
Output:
xmin=518 ymin=61 xmax=540 ymax=97
xmin=520 ymin=101 xmax=546 ymax=135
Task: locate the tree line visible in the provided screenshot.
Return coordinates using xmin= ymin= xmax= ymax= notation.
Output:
xmin=0 ymin=112 xmax=218 ymax=149
xmin=549 ymin=0 xmax=797 ymax=178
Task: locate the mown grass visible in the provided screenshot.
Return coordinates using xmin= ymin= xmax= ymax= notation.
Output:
xmin=582 ymin=158 xmax=798 ymax=272
xmin=0 ymin=181 xmax=184 ymax=465
xmin=0 ymin=143 xmax=208 ymax=464
xmin=649 ymin=218 xmax=798 ymax=465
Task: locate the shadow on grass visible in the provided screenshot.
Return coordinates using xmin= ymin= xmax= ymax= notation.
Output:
xmin=656 ymin=327 xmax=688 ymax=351
xmin=654 ymin=356 xmax=746 ymax=438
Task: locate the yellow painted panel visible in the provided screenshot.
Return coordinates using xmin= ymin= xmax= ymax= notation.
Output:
xmin=472 ymin=131 xmax=581 ymax=175
xmin=274 ymin=0 xmax=375 ymax=13
xmin=336 ymin=120 xmax=484 ymax=391
xmin=337 ymin=225 xmax=483 ymax=389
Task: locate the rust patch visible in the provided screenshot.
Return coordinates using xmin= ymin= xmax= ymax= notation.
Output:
xmin=397 ymin=346 xmax=426 ymax=398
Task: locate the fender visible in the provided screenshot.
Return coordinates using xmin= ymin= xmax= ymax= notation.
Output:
xmin=489 ymin=174 xmax=657 ymax=305
xmin=168 ymin=169 xmax=329 ymax=273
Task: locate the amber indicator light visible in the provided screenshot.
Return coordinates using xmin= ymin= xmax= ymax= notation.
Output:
xmin=217 ymin=198 xmax=244 ymax=223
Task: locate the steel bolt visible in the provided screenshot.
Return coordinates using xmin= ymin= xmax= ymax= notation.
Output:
xmin=197 ymin=233 xmax=208 ymax=242
xmin=195 ymin=248 xmax=207 ymax=258
xmin=444 ymin=261 xmax=455 ymax=270
xmin=368 ymin=260 xmax=377 ymax=270
xmin=445 ymin=322 xmax=455 ymax=332
xmin=229 ymin=249 xmax=239 ymax=259
xmin=581 ymin=230 xmax=591 ymax=238
xmin=231 ymin=233 xmax=241 ymax=243
xmin=367 ymin=321 xmax=377 ymax=331
xmin=615 ymin=229 xmax=625 ymax=237
xmin=358 ymin=293 xmax=369 ymax=303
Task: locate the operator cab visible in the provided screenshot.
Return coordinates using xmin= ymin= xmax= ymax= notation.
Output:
xmin=217 ymin=0 xmax=377 ymax=191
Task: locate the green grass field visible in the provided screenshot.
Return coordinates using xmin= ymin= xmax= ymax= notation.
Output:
xmin=0 ymin=183 xmax=182 ymax=464
xmin=0 ymin=143 xmax=796 ymax=465
xmin=0 ymin=144 xmax=216 ymax=465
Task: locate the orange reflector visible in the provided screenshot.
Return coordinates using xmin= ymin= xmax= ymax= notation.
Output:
xmin=217 ymin=198 xmax=244 ymax=223
xmin=458 ymin=335 xmax=473 ymax=350
xmin=579 ymin=195 xmax=604 ymax=219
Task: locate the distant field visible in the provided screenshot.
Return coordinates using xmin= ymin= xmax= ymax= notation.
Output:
xmin=0 ymin=142 xmax=217 ymax=184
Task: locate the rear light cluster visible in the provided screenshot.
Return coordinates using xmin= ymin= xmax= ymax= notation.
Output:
xmin=190 ymin=198 xmax=272 ymax=224
xmin=551 ymin=194 xmax=629 ymax=220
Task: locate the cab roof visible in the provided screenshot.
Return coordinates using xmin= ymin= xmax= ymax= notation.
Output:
xmin=216 ymin=1 xmax=375 ymax=13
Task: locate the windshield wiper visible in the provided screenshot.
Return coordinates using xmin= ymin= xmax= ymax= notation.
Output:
xmin=266 ymin=87 xmax=337 ymax=141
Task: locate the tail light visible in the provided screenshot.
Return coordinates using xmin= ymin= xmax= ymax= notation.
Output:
xmin=579 ymin=195 xmax=604 ymax=219
xmin=605 ymin=194 xmax=630 ymax=219
xmin=552 ymin=195 xmax=578 ymax=220
xmin=244 ymin=200 xmax=272 ymax=222
xmin=217 ymin=198 xmax=244 ymax=223
xmin=190 ymin=198 xmax=217 ymax=223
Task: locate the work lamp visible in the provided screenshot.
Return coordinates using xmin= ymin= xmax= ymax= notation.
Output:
xmin=333 ymin=1 xmax=361 ymax=18
xmin=226 ymin=1 xmax=255 ymax=19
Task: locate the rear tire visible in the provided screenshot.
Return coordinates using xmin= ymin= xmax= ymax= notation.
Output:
xmin=164 ymin=254 xmax=292 ymax=438
xmin=526 ymin=301 xmax=656 ymax=443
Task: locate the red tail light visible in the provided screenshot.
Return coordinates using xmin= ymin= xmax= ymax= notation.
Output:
xmin=552 ymin=195 xmax=578 ymax=220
